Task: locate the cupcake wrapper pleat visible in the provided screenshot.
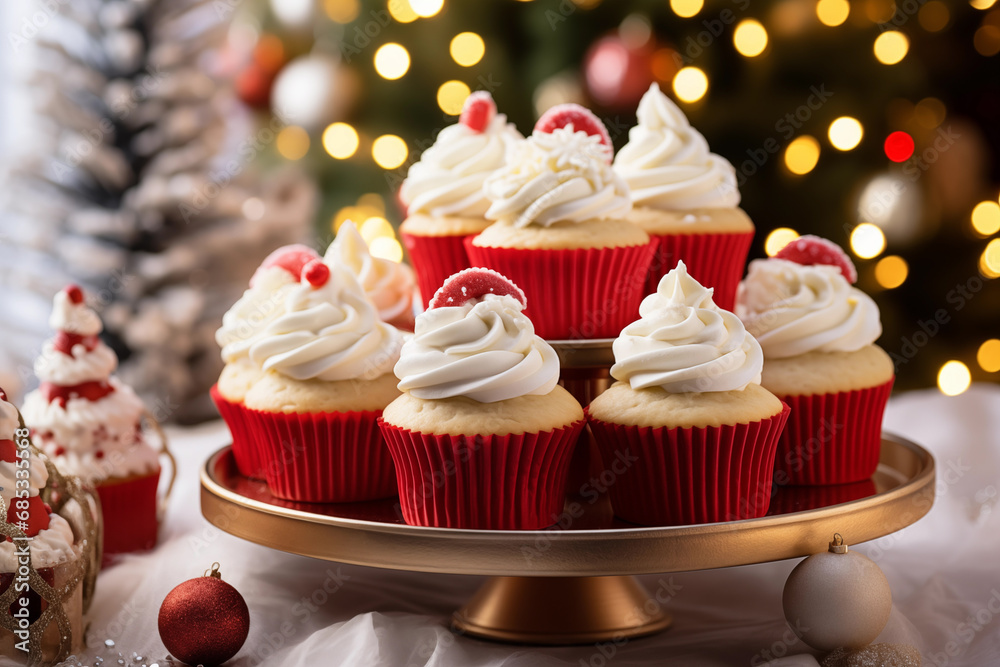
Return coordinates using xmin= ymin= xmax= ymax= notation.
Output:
xmin=586 ymin=404 xmax=790 ymax=526
xmin=771 ymin=379 xmax=894 ymax=485
xmin=401 ymin=232 xmax=476 ymax=310
xmin=647 ymin=231 xmax=754 ymax=311
xmin=211 ymin=384 xmax=266 ymax=479
xmin=98 ymin=469 xmax=161 ymax=560
xmin=246 ymin=409 xmax=397 ymax=503
xmin=465 ymin=239 xmax=656 ymax=340
xmin=378 ymin=419 xmax=584 ymax=530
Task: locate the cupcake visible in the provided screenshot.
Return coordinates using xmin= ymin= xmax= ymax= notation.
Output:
xmin=378 ymin=268 xmax=584 ymax=530
xmin=736 ymin=236 xmax=893 ymax=485
xmin=587 ymin=262 xmax=789 ymax=526
xmin=468 ymin=104 xmax=655 ymax=339
xmin=399 ymin=91 xmax=522 ymax=309
xmin=22 ymin=286 xmax=163 ymax=557
xmin=242 ymin=255 xmax=404 ymax=502
xmin=0 ymin=390 xmax=84 ymax=661
xmin=325 ymin=221 xmax=416 ymax=331
xmin=213 ymin=244 xmax=320 ymax=478
xmin=613 ymin=83 xmax=753 ymax=310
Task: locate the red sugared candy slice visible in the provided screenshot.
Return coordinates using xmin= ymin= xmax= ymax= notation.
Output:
xmin=302 ymin=259 xmax=331 ymax=288
xmin=535 ymin=103 xmax=612 ymax=154
xmin=775 ymin=235 xmax=858 ymax=284
xmin=252 ymin=245 xmax=321 ymax=285
xmin=459 ymin=91 xmax=497 ymax=133
xmin=6 ymin=496 xmax=51 ymax=537
xmin=65 ymin=284 xmax=85 ymax=304
xmin=429 ymin=268 xmax=527 ymax=310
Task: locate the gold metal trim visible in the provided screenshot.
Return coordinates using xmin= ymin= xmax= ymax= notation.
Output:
xmin=199 ymin=433 xmax=935 ymax=577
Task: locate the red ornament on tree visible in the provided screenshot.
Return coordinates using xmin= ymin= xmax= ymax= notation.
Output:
xmin=158 ymin=563 xmax=250 ymax=666
xmin=583 ymin=34 xmax=656 ymax=112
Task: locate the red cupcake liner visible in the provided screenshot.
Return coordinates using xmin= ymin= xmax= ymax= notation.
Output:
xmin=586 ymin=404 xmax=790 ymax=526
xmin=646 ymin=231 xmax=754 ymax=311
xmin=97 ymin=469 xmax=160 ymax=558
xmin=771 ymin=379 xmax=894 ymax=486
xmin=245 ymin=408 xmax=396 ymax=503
xmin=210 ymin=384 xmax=266 ymax=479
xmin=401 ymin=232 xmax=477 ymax=310
xmin=465 ymin=239 xmax=656 ymax=340
xmin=378 ymin=419 xmax=585 ymax=530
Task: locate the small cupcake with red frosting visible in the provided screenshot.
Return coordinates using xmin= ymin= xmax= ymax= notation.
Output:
xmin=468 ymin=103 xmax=655 ymax=339
xmin=213 ymin=245 xmax=320 ymax=478
xmin=399 ymin=91 xmax=522 ymax=309
xmin=21 ymin=286 xmax=162 ymax=557
xmin=736 ymin=236 xmax=894 ymax=485
xmin=379 ymin=268 xmax=584 ymax=530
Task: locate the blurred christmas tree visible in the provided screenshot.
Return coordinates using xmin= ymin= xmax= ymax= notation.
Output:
xmin=234 ymin=0 xmax=999 ymax=394
xmin=0 ymin=0 xmax=316 ymax=421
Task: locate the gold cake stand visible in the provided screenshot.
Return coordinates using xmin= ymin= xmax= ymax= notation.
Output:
xmin=200 ymin=433 xmax=935 ymax=645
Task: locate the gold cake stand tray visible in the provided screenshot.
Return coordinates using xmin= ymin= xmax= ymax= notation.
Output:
xmin=200 ymin=433 xmax=934 ymax=645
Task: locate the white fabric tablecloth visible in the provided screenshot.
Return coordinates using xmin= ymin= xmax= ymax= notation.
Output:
xmin=9 ymin=385 xmax=1000 ymax=667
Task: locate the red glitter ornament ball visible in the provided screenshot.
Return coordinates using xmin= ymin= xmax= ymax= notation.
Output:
xmin=158 ymin=564 xmax=250 ymax=666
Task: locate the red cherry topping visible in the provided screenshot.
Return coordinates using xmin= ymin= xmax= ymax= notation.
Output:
xmin=7 ymin=496 xmax=51 ymax=537
xmin=535 ymin=103 xmax=613 ymax=155
xmin=774 ymin=235 xmax=858 ymax=284
xmin=252 ymin=245 xmax=321 ymax=286
xmin=65 ymin=284 xmax=85 ymax=304
xmin=429 ymin=268 xmax=527 ymax=310
xmin=303 ymin=259 xmax=331 ymax=288
xmin=459 ymin=91 xmax=497 ymax=133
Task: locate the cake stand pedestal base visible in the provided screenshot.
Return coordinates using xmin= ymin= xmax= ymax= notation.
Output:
xmin=452 ymin=575 xmax=672 ymax=645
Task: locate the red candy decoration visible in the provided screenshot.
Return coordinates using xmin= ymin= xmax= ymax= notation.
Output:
xmin=429 ymin=268 xmax=527 ymax=310
xmin=252 ymin=244 xmax=321 ymax=286
xmin=0 ymin=387 xmax=6 ymax=401
xmin=459 ymin=91 xmax=497 ymax=133
xmin=158 ymin=564 xmax=250 ymax=667
xmin=39 ymin=381 xmax=116 ymax=407
xmin=65 ymin=284 xmax=85 ymax=304
xmin=302 ymin=259 xmax=331 ymax=288
xmin=535 ymin=103 xmax=613 ymax=155
xmin=775 ymin=235 xmax=858 ymax=284
xmin=52 ymin=332 xmax=99 ymax=357
xmin=6 ymin=496 xmax=51 ymax=537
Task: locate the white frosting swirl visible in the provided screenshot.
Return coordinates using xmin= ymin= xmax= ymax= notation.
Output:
xmin=249 ymin=262 xmax=403 ymax=381
xmin=394 ymin=294 xmax=559 ymax=403
xmin=50 ymin=290 xmax=102 ymax=335
xmin=611 ymin=262 xmax=763 ymax=393
xmin=484 ymin=126 xmax=631 ymax=228
xmin=613 ymin=83 xmax=740 ymax=210
xmin=22 ymin=378 xmax=159 ymax=482
xmin=736 ymin=258 xmax=883 ymax=359
xmin=34 ymin=339 xmax=117 ymax=385
xmin=325 ymin=222 xmax=415 ymax=324
xmin=401 ymin=112 xmax=523 ymax=217
xmin=216 ymin=266 xmax=300 ymax=365
xmin=0 ymin=400 xmax=48 ymax=503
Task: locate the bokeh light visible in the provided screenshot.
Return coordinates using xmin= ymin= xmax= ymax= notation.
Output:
xmin=324 ymin=0 xmax=360 ymax=23
xmin=978 ymin=339 xmax=1000 ymax=372
xmin=784 ymin=136 xmax=821 ymax=175
xmin=672 ymin=67 xmax=709 ymax=102
xmin=884 ymin=131 xmax=915 ymax=162
xmin=850 ymin=223 xmax=887 ymax=259
xmin=450 ymin=32 xmax=485 ymax=67
xmin=734 ymin=20 xmax=769 ymax=57
xmin=937 ymin=361 xmax=972 ymax=396
xmin=410 ymin=0 xmax=444 ymax=18
xmin=980 ymin=238 xmax=1000 ymax=278
xmin=670 ymin=0 xmax=704 ymax=18
xmin=360 ymin=216 xmax=395 ymax=243
xmin=276 ymin=126 xmax=310 ymax=160
xmin=372 ymin=134 xmax=408 ymax=169
xmin=388 ymin=0 xmax=418 ymax=22
xmin=971 ymin=0 xmax=997 ymax=10
xmin=765 ymin=228 xmax=800 ymax=256
xmin=971 ymin=201 xmax=1000 ymax=236
xmin=370 ymin=237 xmax=405 ymax=262
xmin=874 ymin=31 xmax=909 ymax=65
xmin=974 ymin=25 xmax=1000 ymax=56
xmin=816 ymin=0 xmax=850 ymax=26
xmin=917 ymin=1 xmax=950 ymax=31
xmin=437 ymin=80 xmax=471 ymax=115
xmin=322 ymin=123 xmax=359 ymax=159
xmin=874 ymin=255 xmax=908 ymax=288
xmin=828 ymin=117 xmax=864 ymax=151
xmin=914 ymin=97 xmax=946 ymax=129
xmin=374 ymin=43 xmax=410 ymax=80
